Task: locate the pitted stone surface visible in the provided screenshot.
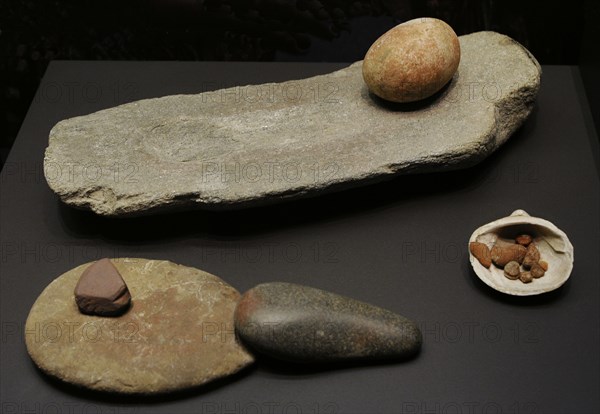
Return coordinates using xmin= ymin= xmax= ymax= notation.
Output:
xmin=45 ymin=32 xmax=541 ymax=216
xmin=25 ymin=258 xmax=254 ymax=394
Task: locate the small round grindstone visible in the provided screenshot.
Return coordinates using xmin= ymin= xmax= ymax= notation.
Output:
xmin=74 ymin=258 xmax=131 ymax=316
xmin=25 ymin=258 xmax=254 ymax=394
xmin=362 ymin=17 xmax=460 ymax=103
xmin=235 ymin=282 xmax=422 ymax=363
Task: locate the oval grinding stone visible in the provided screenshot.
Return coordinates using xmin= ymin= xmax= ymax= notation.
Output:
xmin=25 ymin=259 xmax=254 ymax=394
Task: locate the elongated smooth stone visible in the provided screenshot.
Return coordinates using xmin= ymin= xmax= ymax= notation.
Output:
xmin=234 ymin=282 xmax=422 ymax=363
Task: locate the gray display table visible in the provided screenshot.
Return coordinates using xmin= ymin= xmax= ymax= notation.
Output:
xmin=1 ymin=62 xmax=598 ymax=414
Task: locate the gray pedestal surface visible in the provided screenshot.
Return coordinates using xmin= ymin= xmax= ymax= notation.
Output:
xmin=1 ymin=62 xmax=599 ymax=414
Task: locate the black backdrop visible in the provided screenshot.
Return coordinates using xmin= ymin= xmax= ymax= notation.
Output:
xmin=1 ymin=0 xmax=596 ymax=169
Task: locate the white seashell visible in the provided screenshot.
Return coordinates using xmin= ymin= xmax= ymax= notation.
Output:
xmin=469 ymin=210 xmax=574 ymax=296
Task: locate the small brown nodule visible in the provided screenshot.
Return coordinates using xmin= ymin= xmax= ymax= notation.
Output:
xmin=523 ymin=243 xmax=541 ymax=269
xmin=519 ymin=271 xmax=533 ymax=284
xmin=504 ymin=261 xmax=521 ymax=280
xmin=491 ymin=243 xmax=527 ymax=268
xmin=515 ymin=234 xmax=533 ymax=246
xmin=530 ymin=263 xmax=546 ymax=278
xmin=470 ymin=242 xmax=491 ymax=268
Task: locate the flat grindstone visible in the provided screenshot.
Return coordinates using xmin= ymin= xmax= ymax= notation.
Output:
xmin=25 ymin=259 xmax=255 ymax=394
xmin=45 ymin=31 xmax=541 ymax=217
xmin=234 ymin=282 xmax=422 ymax=363
xmin=74 ymin=258 xmax=131 ymax=316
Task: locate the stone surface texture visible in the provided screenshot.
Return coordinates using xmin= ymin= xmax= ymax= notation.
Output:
xmin=25 ymin=258 xmax=254 ymax=394
xmin=234 ymin=282 xmax=422 ymax=363
xmin=362 ymin=17 xmax=460 ymax=102
xmin=45 ymin=31 xmax=541 ymax=217
xmin=74 ymin=258 xmax=131 ymax=316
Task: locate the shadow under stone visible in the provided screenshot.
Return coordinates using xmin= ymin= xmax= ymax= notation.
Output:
xmin=366 ymin=76 xmax=455 ymax=112
xmin=253 ymin=349 xmax=422 ymax=377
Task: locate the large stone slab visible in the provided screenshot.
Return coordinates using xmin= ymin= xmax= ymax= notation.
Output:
xmin=44 ymin=31 xmax=541 ymax=216
xmin=25 ymin=259 xmax=255 ymax=394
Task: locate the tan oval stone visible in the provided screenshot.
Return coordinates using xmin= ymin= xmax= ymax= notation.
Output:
xmin=362 ymin=17 xmax=460 ymax=103
xmin=25 ymin=258 xmax=254 ymax=394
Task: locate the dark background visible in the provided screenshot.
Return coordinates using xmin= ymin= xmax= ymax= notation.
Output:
xmin=1 ymin=0 xmax=599 ymax=170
